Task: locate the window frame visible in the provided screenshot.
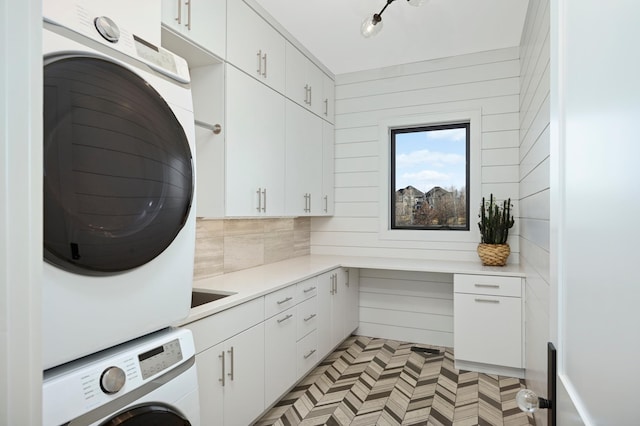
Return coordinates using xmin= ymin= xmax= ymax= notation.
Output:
xmin=378 ymin=110 xmax=482 ymax=243
xmin=390 ymin=122 xmax=471 ymax=231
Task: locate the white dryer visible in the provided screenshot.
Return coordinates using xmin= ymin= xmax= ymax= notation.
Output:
xmin=42 ymin=4 xmax=196 ymax=369
xmin=43 ymin=328 xmax=200 ymax=426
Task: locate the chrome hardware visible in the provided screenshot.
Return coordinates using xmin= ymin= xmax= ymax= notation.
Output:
xmin=304 ymin=84 xmax=309 ymax=104
xmin=304 ymin=313 xmax=316 ymax=322
xmin=474 ymin=284 xmax=500 ymax=288
xmin=194 ymin=120 xmax=222 ymax=134
xmin=303 ymin=286 xmax=316 ymax=293
xmin=175 ymin=0 xmax=181 ymax=24
xmin=100 ymin=366 xmax=125 ymax=394
xmin=94 ymin=16 xmax=120 ymax=43
xmin=262 ymin=188 xmax=267 ymax=212
xmin=256 ymin=188 xmax=262 ymax=212
xmin=257 ymin=50 xmax=262 ymax=75
xmin=277 ymin=314 xmax=293 ymax=323
xmin=308 ymin=85 xmax=312 ymax=105
xmin=219 ymin=351 xmax=225 ymax=386
xmin=474 ymin=298 xmax=500 ymax=304
xmin=262 ymin=53 xmax=268 ymax=77
xmin=185 ymin=0 xmax=192 ymax=30
xmin=345 ymin=269 xmax=350 ymax=287
xmin=304 ymin=349 xmax=317 ymax=359
xmin=324 ymin=98 xmax=328 ymax=116
xmin=227 ymin=346 xmax=234 ymax=381
xmin=277 ymin=296 xmax=293 ymax=305
xmin=324 ymin=195 xmax=328 ymax=213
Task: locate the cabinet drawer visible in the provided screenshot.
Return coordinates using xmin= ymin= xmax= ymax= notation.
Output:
xmin=296 ymin=296 xmax=318 ymax=341
xmin=454 ymin=293 xmax=522 ymax=368
xmin=296 ymin=277 xmax=318 ymax=302
xmin=454 ymin=274 xmax=521 ymax=297
xmin=296 ymin=330 xmax=318 ymax=378
xmin=265 ymin=284 xmax=297 ymax=319
xmin=183 ymin=297 xmax=264 ymax=353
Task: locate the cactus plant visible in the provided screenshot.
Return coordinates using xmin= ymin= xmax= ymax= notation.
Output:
xmin=478 ymin=194 xmax=514 ymax=245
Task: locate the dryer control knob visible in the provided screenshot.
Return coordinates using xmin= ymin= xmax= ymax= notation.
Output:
xmin=94 ymin=16 xmax=120 ymax=43
xmin=100 ymin=366 xmax=126 ymax=394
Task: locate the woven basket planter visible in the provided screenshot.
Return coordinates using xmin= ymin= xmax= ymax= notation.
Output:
xmin=477 ymin=243 xmax=510 ymax=266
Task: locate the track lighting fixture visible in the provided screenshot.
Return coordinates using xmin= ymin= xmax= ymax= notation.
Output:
xmin=361 ymin=0 xmax=426 ymax=38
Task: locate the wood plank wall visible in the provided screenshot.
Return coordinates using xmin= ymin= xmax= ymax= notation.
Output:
xmin=518 ymin=1 xmax=551 ymax=425
xmin=311 ymin=47 xmax=522 ymax=262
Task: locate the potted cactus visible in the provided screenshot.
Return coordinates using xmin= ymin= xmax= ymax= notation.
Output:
xmin=477 ymin=194 xmax=514 ymax=266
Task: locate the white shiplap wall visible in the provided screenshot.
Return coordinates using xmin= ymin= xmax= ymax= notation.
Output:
xmin=518 ymin=1 xmax=551 ymax=425
xmin=311 ymin=48 xmax=523 ymax=344
xmin=311 ymin=47 xmax=522 ymax=261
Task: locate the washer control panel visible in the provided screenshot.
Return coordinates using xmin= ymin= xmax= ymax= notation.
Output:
xmin=43 ymin=329 xmax=196 ymax=426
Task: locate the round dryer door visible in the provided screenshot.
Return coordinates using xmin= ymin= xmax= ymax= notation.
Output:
xmin=99 ymin=403 xmax=190 ymax=426
xmin=43 ymin=55 xmax=193 ymax=275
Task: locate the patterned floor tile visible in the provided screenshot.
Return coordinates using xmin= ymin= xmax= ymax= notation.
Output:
xmin=256 ymin=337 xmax=536 ymax=426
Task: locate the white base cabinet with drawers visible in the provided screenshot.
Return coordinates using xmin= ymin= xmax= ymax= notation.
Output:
xmin=186 ymin=268 xmax=358 ymax=425
xmin=453 ymin=274 xmax=524 ymax=377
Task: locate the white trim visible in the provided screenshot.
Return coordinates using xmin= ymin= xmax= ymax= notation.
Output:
xmin=377 ymin=110 xmax=482 ymax=243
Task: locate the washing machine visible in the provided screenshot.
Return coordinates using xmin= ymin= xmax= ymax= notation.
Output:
xmin=43 ymin=328 xmax=200 ymax=426
xmin=42 ymin=3 xmax=196 ymax=370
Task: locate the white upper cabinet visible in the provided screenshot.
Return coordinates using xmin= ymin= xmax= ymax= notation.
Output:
xmin=227 ymin=0 xmax=286 ymax=94
xmin=226 ymin=65 xmax=286 ymax=217
xmin=285 ymin=101 xmax=323 ymax=216
xmin=161 ymin=0 xmax=226 ymax=59
xmin=322 ymin=121 xmax=335 ymax=216
xmin=285 ymin=42 xmax=324 ymax=117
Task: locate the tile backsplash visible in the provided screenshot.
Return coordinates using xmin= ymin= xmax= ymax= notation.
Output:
xmin=193 ymin=217 xmax=311 ymax=279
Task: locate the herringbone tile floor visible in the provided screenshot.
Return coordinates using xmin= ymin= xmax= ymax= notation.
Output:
xmin=256 ymin=335 xmax=535 ymax=426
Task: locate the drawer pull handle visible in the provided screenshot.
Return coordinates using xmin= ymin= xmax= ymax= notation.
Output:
xmin=474 ymin=284 xmax=500 ymax=288
xmin=304 ymin=349 xmax=317 ymax=359
xmin=303 ymin=286 xmax=316 ymax=293
xmin=277 ymin=296 xmax=293 ymax=305
xmin=304 ymin=313 xmax=317 ymax=322
xmin=475 ymin=298 xmax=500 ymax=304
xmin=277 ymin=314 xmax=293 ymax=323
xmin=218 ymin=351 xmax=225 ymax=386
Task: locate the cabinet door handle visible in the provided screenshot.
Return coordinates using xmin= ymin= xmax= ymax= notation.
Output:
xmin=308 ymin=86 xmax=312 ymax=105
xmin=277 ymin=313 xmax=293 ymax=323
xmin=474 ymin=284 xmax=500 ymax=288
xmin=304 ymin=313 xmax=316 ymax=322
xmin=175 ymin=0 xmax=182 ymax=24
xmin=277 ymin=296 xmax=293 ymax=305
xmin=262 ymin=53 xmax=268 ymax=78
xmin=218 ymin=351 xmax=225 ymax=386
xmin=262 ymin=188 xmax=267 ymax=212
xmin=334 ymin=273 xmax=338 ymax=294
xmin=345 ymin=269 xmax=350 ymax=287
xmin=303 ymin=286 xmax=316 ymax=293
xmin=185 ymin=0 xmax=191 ymax=30
xmin=329 ymin=274 xmax=334 ymax=295
xmin=257 ymin=50 xmax=262 ymax=75
xmin=256 ymin=188 xmax=262 ymax=212
xmin=324 ymin=98 xmax=328 ymax=116
xmin=304 ymin=84 xmax=309 ymax=104
xmin=324 ymin=195 xmax=328 ymax=213
xmin=227 ymin=346 xmax=234 ymax=381
xmin=474 ymin=298 xmax=500 ymax=304
xmin=304 ymin=349 xmax=317 ymax=359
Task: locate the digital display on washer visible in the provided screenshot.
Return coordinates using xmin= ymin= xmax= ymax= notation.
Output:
xmin=138 ymin=338 xmax=183 ymax=380
xmin=133 ymin=34 xmax=177 ymax=74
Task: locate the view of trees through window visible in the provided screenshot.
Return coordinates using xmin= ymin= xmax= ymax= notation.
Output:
xmin=391 ymin=123 xmax=470 ymax=230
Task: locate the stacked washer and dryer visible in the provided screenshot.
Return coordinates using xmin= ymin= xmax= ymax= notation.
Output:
xmin=42 ymin=3 xmax=200 ymax=425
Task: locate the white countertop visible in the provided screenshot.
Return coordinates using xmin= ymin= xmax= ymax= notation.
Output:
xmin=180 ymin=254 xmax=525 ymax=325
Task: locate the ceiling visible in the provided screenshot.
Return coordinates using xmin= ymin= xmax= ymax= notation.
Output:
xmin=252 ymin=0 xmax=529 ymax=76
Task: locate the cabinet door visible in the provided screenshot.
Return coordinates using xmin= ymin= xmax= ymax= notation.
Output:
xmin=322 ymin=121 xmax=335 ymax=216
xmin=285 ymin=101 xmax=323 ymax=216
xmin=161 ymin=0 xmax=226 ymax=58
xmin=343 ymin=268 xmax=360 ymax=337
xmin=285 ymin=43 xmax=323 ymax=116
xmin=196 ymin=343 xmax=225 ymax=426
xmin=224 ymin=322 xmax=265 ymax=426
xmin=331 ymin=269 xmax=347 ymax=343
xmin=226 ymin=66 xmax=285 ymax=216
xmin=187 ymin=0 xmax=226 ymax=58
xmin=264 ymin=307 xmax=297 ymax=406
xmin=316 ymin=270 xmax=334 ymax=357
xmin=227 ymin=0 xmax=286 ymax=93
xmin=454 ymin=293 xmax=522 ymax=368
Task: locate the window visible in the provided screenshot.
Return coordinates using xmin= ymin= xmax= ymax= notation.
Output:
xmin=391 ymin=123 xmax=470 ymax=230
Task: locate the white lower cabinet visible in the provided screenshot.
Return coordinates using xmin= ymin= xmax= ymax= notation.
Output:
xmin=317 ymin=268 xmax=358 ymax=357
xmin=453 ymin=274 xmax=523 ymax=371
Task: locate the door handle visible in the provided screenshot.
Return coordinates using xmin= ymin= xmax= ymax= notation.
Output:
xmin=227 ymin=346 xmax=234 ymax=381
xmin=175 ymin=0 xmax=181 ymax=24
xmin=257 ymin=50 xmax=262 ymax=76
xmin=218 ymin=351 xmax=225 ymax=386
